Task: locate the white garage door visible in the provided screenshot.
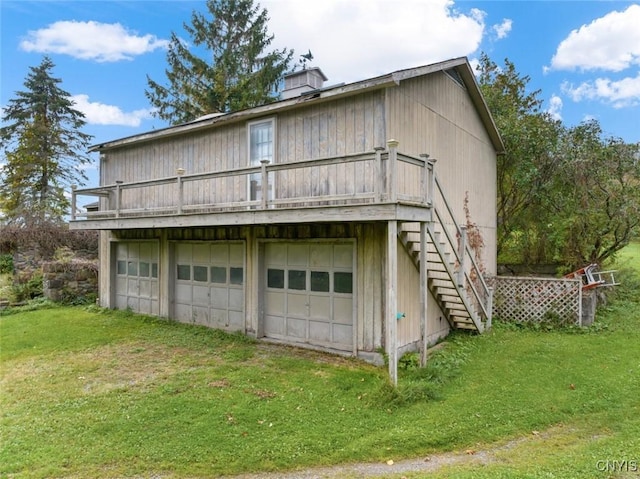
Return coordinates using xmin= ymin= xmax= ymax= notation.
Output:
xmin=115 ymin=242 xmax=159 ymax=315
xmin=174 ymin=242 xmax=244 ymax=331
xmin=264 ymin=242 xmax=354 ymax=351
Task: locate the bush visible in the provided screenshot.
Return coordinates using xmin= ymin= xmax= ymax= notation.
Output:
xmin=606 ymin=266 xmax=640 ymax=303
xmin=12 ymin=272 xmax=43 ymax=303
xmin=0 ymin=225 xmax=98 ymax=259
xmin=58 ymin=289 xmax=97 ymax=306
xmin=0 ymin=254 xmax=13 ymax=274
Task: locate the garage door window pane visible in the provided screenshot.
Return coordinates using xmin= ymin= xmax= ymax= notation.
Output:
xmin=267 ymin=269 xmax=284 ymax=288
xmin=128 ymin=261 xmax=138 ymax=276
xmin=211 ymin=266 xmax=227 ymax=283
xmin=177 ymin=264 xmax=190 ymax=280
xmin=194 ymin=265 xmax=208 ymax=282
xmin=230 ymin=267 xmax=243 ymax=285
xmin=139 ymin=262 xmax=150 ymax=277
xmin=288 ymin=270 xmax=306 ymax=290
xmin=334 ymin=272 xmax=353 ymax=294
xmin=311 ymin=271 xmax=329 ymax=292
xmin=117 ymin=260 xmax=126 ymax=275
xmin=151 ymin=263 xmax=158 ymax=278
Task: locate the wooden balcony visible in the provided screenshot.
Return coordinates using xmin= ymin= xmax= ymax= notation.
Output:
xmin=69 ymin=143 xmax=436 ymax=230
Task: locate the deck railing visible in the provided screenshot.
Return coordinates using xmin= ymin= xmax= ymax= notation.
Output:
xmin=431 ymin=176 xmax=494 ymax=327
xmin=71 ymin=142 xmax=432 ymax=221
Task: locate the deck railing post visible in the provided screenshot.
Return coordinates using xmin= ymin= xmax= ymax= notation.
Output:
xmin=387 ymin=139 xmax=399 ymax=202
xmin=457 ymin=225 xmax=467 ymax=287
xmin=115 ymin=181 xmax=123 ymax=218
xmin=427 ymin=159 xmax=436 ymax=206
xmin=419 ymin=153 xmax=430 ymax=205
xmin=420 ymin=221 xmax=429 ymax=367
xmin=71 ymin=185 xmax=77 ymax=220
xmin=486 ymin=286 xmax=494 ymax=330
xmin=260 ymin=160 xmax=270 ymax=209
xmin=387 ymin=220 xmax=398 ymax=385
xmin=176 ymin=168 xmax=185 ymax=214
xmin=374 ymin=146 xmax=385 ymax=202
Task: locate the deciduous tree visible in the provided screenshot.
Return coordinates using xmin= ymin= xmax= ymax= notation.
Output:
xmin=550 ymin=121 xmax=640 ymax=266
xmin=476 ymin=53 xmax=562 ymax=261
xmin=477 ymin=54 xmax=640 ymax=269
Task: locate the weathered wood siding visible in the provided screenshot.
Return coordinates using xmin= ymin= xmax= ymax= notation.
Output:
xmin=385 ymin=71 xmax=497 ymax=274
xmin=273 ymin=92 xmax=386 ymax=200
xmin=101 ymin=92 xmax=387 ymax=212
xmin=396 ymin=238 xmax=451 ymax=350
xmin=397 ymin=237 xmax=421 ymax=348
xmin=101 ymin=123 xmax=249 ymax=211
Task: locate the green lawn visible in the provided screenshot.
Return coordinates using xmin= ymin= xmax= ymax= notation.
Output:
xmin=1 ymin=243 xmax=639 ymax=478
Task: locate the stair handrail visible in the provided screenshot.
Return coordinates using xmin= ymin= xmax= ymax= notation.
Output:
xmin=433 ymin=176 xmax=492 ymax=323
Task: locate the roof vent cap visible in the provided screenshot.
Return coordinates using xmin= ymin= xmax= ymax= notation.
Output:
xmin=281 ymin=67 xmax=328 ymax=100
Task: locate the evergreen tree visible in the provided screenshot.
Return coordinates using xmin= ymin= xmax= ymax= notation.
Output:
xmin=146 ymin=0 xmax=294 ymax=125
xmin=0 ymin=56 xmax=93 ymax=226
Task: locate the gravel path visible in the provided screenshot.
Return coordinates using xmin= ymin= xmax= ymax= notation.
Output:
xmin=224 ymin=431 xmax=544 ymax=478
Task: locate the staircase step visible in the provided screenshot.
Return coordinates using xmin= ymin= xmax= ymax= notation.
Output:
xmin=445 ymin=308 xmax=470 ymax=318
xmin=426 ymin=262 xmax=447 ymax=271
xmin=455 ymin=323 xmax=479 ymax=330
xmin=439 ymin=294 xmax=463 ymax=302
xmin=430 ymin=281 xmax=457 ymax=290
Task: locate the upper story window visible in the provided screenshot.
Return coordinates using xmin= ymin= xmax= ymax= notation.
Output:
xmin=248 ymin=118 xmax=275 ymax=201
xmin=249 ymin=118 xmax=275 ymax=167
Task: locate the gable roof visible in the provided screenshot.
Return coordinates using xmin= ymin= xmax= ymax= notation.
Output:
xmin=90 ymin=57 xmax=504 ymax=154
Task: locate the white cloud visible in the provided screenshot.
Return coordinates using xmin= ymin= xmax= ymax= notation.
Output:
xmin=492 ymin=19 xmax=512 ymax=40
xmin=561 ymin=73 xmax=640 ymax=108
xmin=547 ymin=95 xmax=563 ymax=121
xmin=20 ymin=20 xmax=169 ymax=62
xmin=71 ymin=94 xmax=153 ymax=126
xmin=263 ymin=0 xmax=486 ymax=84
xmin=468 ymin=57 xmax=481 ymax=77
xmin=550 ymin=4 xmax=640 ymax=72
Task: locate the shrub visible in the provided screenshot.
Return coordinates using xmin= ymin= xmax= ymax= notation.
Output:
xmin=12 ymin=271 xmax=43 ymax=303
xmin=58 ymin=289 xmax=97 ymax=306
xmin=0 ymin=254 xmax=13 ymax=274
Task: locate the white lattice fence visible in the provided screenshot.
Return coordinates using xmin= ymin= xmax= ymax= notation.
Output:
xmin=492 ymin=276 xmax=583 ymax=325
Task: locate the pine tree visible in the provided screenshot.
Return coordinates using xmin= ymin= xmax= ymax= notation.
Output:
xmin=146 ymin=0 xmax=294 ymax=125
xmin=0 ymin=56 xmax=93 ymax=226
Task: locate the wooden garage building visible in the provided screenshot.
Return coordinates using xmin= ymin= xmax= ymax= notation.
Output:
xmin=70 ymin=57 xmax=504 ymax=382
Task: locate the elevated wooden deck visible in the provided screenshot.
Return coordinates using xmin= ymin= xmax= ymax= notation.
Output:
xmin=70 ymin=145 xmax=435 ymax=230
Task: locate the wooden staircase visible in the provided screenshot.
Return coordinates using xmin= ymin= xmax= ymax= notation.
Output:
xmin=398 ymin=177 xmax=493 ymax=333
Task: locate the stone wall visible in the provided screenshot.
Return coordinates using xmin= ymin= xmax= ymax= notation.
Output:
xmin=43 ymin=260 xmax=98 ymax=303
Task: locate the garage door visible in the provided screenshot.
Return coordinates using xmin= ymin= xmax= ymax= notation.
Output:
xmin=264 ymin=242 xmax=354 ymax=351
xmin=115 ymin=242 xmax=159 ymax=315
xmin=174 ymin=242 xmax=244 ymax=331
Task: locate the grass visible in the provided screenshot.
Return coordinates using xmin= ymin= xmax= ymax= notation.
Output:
xmin=1 ymin=243 xmax=639 ymax=478
xmin=0 ymin=273 xmax=11 ymax=302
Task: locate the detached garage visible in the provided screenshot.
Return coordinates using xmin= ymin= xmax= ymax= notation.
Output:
xmin=262 ymin=241 xmax=355 ymax=352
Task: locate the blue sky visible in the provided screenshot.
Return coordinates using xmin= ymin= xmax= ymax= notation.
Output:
xmin=2 ymin=0 xmax=639 ymax=189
